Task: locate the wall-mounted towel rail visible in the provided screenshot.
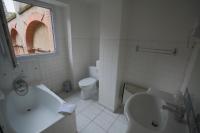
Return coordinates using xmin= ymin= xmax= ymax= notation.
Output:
xmin=136 ymin=45 xmax=177 ymax=55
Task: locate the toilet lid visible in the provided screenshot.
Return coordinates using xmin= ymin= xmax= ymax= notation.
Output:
xmin=79 ymin=77 xmax=97 ymax=87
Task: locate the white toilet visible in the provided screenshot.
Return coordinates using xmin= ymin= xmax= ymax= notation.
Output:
xmin=78 ymin=65 xmax=99 ymax=99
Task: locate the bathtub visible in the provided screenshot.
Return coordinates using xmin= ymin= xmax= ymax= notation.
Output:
xmin=2 ymin=84 xmax=76 ymax=133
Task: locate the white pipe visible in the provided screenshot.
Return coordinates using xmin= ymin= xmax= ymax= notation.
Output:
xmin=180 ymin=44 xmax=200 ymax=94
xmin=0 ymin=90 xmax=5 ymax=100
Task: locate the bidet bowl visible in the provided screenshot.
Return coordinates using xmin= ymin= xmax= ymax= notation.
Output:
xmin=124 ymin=92 xmax=168 ymax=133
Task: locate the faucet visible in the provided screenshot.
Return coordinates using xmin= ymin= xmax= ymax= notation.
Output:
xmin=162 ymin=102 xmax=186 ymax=123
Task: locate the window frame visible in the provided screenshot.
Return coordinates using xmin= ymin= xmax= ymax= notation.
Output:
xmin=0 ymin=0 xmax=17 ymax=67
xmin=2 ymin=0 xmax=57 ymax=61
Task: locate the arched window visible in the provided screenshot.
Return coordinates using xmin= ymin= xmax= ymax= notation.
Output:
xmin=10 ymin=28 xmax=24 ymax=55
xmin=26 ymin=20 xmax=53 ymax=54
xmin=2 ymin=1 xmax=55 ymax=57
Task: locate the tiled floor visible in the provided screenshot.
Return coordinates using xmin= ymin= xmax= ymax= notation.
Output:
xmin=60 ymin=91 xmax=128 ymax=133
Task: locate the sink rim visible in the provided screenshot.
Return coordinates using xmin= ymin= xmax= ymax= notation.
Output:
xmin=124 ymin=92 xmax=169 ymax=131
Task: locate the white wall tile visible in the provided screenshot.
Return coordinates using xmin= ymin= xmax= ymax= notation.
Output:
xmin=99 ymin=0 xmax=123 ymax=39
xmin=121 ymin=42 xmax=192 ymax=94
xmin=70 ymin=0 xmax=100 ymax=89
xmin=99 ymin=39 xmax=121 ymax=111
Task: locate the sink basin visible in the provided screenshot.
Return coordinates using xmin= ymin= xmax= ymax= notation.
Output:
xmin=124 ymin=92 xmax=168 ymax=133
xmin=124 ymin=92 xmax=189 ymax=133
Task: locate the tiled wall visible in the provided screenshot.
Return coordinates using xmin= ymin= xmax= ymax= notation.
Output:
xmin=0 ymin=6 xmax=71 ymax=93
xmin=187 ymin=48 xmax=200 ymax=115
xmin=99 ymin=0 xmax=200 ymax=111
xmin=70 ymin=0 xmax=100 ymax=88
xmin=99 ymin=0 xmax=123 ymax=111
xmin=121 ymin=41 xmax=192 ymax=94
xmin=118 ymin=0 xmax=200 ymax=94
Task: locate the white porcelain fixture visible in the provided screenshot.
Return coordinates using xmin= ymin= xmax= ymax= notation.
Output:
xmin=3 ymin=84 xmax=76 ymax=133
xmin=125 ymin=92 xmax=188 ymax=133
xmin=79 ymin=65 xmax=99 ymax=99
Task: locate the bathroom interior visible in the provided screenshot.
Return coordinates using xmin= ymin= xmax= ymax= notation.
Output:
xmin=0 ymin=0 xmax=200 ymax=133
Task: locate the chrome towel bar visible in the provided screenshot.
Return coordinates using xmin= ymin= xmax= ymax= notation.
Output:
xmin=136 ymin=45 xmax=177 ymax=55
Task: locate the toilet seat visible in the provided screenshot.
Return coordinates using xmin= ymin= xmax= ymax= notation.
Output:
xmin=79 ymin=77 xmax=97 ymax=87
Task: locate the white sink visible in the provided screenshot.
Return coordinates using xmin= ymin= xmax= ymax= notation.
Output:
xmin=124 ymin=92 xmax=188 ymax=133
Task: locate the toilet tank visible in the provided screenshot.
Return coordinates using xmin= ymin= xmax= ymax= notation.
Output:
xmin=89 ymin=66 xmax=98 ymax=80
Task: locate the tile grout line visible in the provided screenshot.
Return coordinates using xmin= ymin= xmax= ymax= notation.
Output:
xmin=76 ymin=100 xmax=95 ymax=115
xmin=79 ymin=100 xmax=104 ymax=118
xmin=77 ymin=100 xmax=105 ymax=132
xmin=81 ymin=106 xmax=104 ymax=121
xmin=90 ymin=109 xmax=107 ymax=133
xmin=106 ymin=115 xmax=120 ymax=133
xmin=78 ymin=118 xmax=93 ymax=133
xmin=93 ymin=110 xmax=120 ymax=132
xmin=66 ymin=93 xmax=127 ymax=133
xmin=79 ymin=109 xmax=105 ymax=133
